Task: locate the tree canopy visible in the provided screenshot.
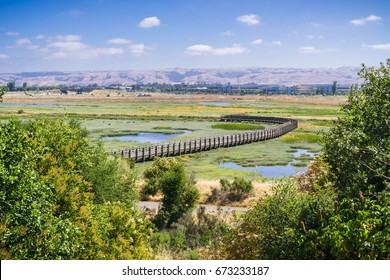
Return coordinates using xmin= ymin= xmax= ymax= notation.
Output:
xmin=0 ymin=118 xmax=152 ymax=259
xmin=227 ymin=60 xmax=390 ymax=259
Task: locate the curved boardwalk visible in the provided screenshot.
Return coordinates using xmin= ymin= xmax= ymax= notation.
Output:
xmin=112 ymin=114 xmax=298 ymax=162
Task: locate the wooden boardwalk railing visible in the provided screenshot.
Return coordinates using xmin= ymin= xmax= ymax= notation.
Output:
xmin=111 ymin=115 xmax=298 ymax=162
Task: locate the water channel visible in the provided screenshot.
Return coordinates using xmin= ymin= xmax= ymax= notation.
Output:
xmin=102 ymin=130 xmax=190 ymax=143
xmin=219 ymin=149 xmax=317 ymax=178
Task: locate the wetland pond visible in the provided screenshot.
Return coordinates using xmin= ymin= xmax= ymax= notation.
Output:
xmin=102 ymin=130 xmax=190 ymax=143
xmin=219 ymin=149 xmax=317 ymax=178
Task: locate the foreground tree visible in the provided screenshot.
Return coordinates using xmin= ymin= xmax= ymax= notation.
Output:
xmin=0 ymin=118 xmax=152 ymax=259
xmin=315 ymin=60 xmax=390 ymax=259
xmin=0 ymin=86 xmax=6 ymax=102
xmin=143 ymin=158 xmax=200 ymax=229
xmin=227 ymin=60 xmax=390 ymax=259
xmin=323 ymin=60 xmax=390 ymax=198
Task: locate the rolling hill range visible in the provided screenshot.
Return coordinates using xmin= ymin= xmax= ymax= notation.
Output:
xmin=0 ymin=67 xmax=362 ymax=87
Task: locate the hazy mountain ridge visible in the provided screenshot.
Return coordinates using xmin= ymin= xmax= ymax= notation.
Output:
xmin=0 ymin=67 xmax=362 ymax=87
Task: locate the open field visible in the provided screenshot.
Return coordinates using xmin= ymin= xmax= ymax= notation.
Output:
xmin=1 ymin=91 xmax=340 ymax=198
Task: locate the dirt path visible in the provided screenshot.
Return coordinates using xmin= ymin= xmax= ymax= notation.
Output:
xmin=138 ymin=201 xmax=249 ymax=214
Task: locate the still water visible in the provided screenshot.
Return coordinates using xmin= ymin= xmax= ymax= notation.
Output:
xmin=102 ymin=130 xmax=190 ymax=143
xmin=219 ymin=149 xmax=317 ymax=178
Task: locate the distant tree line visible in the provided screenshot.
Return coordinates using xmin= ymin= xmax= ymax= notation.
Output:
xmin=2 ymin=80 xmax=356 ymax=96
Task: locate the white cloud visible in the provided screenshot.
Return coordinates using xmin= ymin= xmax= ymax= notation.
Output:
xmin=16 ymin=38 xmax=31 ymax=45
xmin=307 ymin=35 xmax=324 ymax=39
xmin=56 ymin=34 xmax=82 ymax=41
xmin=237 ymin=14 xmax=260 ymax=25
xmin=48 ymin=41 xmax=88 ymax=51
xmin=0 ymin=54 xmax=10 ymax=59
xmin=5 ymin=31 xmax=19 ymax=36
xmin=139 ymin=16 xmax=161 ymax=28
xmin=350 ymin=14 xmax=381 ymax=26
xmin=365 ymin=43 xmax=390 ymax=50
xmin=251 ymin=39 xmax=263 ymax=45
xmin=222 ymin=30 xmax=235 ymax=36
xmin=271 ymin=41 xmax=282 ymax=46
xmin=15 ymin=38 xmax=31 ymax=46
xmin=298 ymin=46 xmax=318 ymax=53
xmin=47 ymin=38 xmax=123 ymax=59
xmin=298 ymin=46 xmax=339 ymax=54
xmin=129 ymin=44 xmax=151 ymax=56
xmin=50 ymin=47 xmax=123 ymax=59
xmin=107 ymin=38 xmax=131 ymax=44
xmin=185 ymin=44 xmax=247 ymax=56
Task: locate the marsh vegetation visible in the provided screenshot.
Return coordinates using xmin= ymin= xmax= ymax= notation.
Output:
xmin=2 ymin=61 xmax=388 ymax=260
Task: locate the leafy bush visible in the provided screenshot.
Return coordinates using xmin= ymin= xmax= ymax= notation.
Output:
xmin=151 ymin=207 xmax=231 ymax=259
xmin=227 ymin=61 xmax=390 ymax=260
xmin=323 ymin=60 xmax=390 ymax=198
xmin=225 ymin=178 xmax=335 ymax=259
xmin=0 ymin=117 xmax=152 ymax=259
xmin=314 ymin=60 xmax=390 ymax=259
xmin=0 ymin=86 xmax=6 ymax=102
xmin=142 ymin=157 xmax=178 ymax=198
xmin=314 ymin=191 xmax=390 ymax=259
xmin=143 ymin=158 xmax=200 ymax=229
xmin=207 ymin=177 xmax=253 ymax=204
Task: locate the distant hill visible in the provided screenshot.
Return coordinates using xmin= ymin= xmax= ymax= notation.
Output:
xmin=0 ymin=67 xmax=362 ymax=87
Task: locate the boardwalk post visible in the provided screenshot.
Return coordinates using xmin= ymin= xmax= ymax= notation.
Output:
xmin=114 ymin=115 xmax=298 ymax=162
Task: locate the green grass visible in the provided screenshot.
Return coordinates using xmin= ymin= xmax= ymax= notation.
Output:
xmin=281 ymin=132 xmax=323 ymax=144
xmin=1 ymin=97 xmax=338 ymax=180
xmin=131 ymin=138 xmax=321 ymax=181
xmin=211 ymin=123 xmax=265 ymax=130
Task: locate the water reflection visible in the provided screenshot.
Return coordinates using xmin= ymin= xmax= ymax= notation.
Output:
xmin=102 ymin=130 xmax=190 ymax=143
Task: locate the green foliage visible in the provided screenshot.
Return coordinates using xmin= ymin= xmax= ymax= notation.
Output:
xmin=323 ymin=60 xmax=390 ymax=198
xmin=226 ymin=177 xmax=335 ymax=259
xmin=228 ymin=61 xmax=390 ymax=260
xmin=143 ymin=158 xmax=200 ymax=229
xmin=142 ymin=157 xmax=178 ymax=197
xmin=151 ymin=207 xmax=231 ymax=259
xmin=211 ymin=123 xmax=265 ymax=130
xmin=309 ymin=60 xmax=390 ymax=259
xmin=314 ymin=189 xmax=390 ymax=259
xmin=91 ymin=203 xmax=153 ymax=259
xmin=84 ymin=147 xmax=138 ymax=207
xmin=0 ymin=117 xmax=152 ymax=259
xmin=0 ymin=86 xmax=6 ymax=102
xmin=208 ymin=177 xmax=253 ymax=204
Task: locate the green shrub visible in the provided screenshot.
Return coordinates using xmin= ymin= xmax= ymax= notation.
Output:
xmin=207 ymin=177 xmax=253 ymax=204
xmin=226 ymin=177 xmax=335 ymax=259
xmin=150 ymin=207 xmax=231 ymax=259
xmin=143 ymin=158 xmax=200 ymax=229
xmin=0 ymin=117 xmax=152 ymax=259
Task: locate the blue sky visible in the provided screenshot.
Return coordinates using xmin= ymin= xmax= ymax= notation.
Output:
xmin=0 ymin=0 xmax=389 ymax=72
